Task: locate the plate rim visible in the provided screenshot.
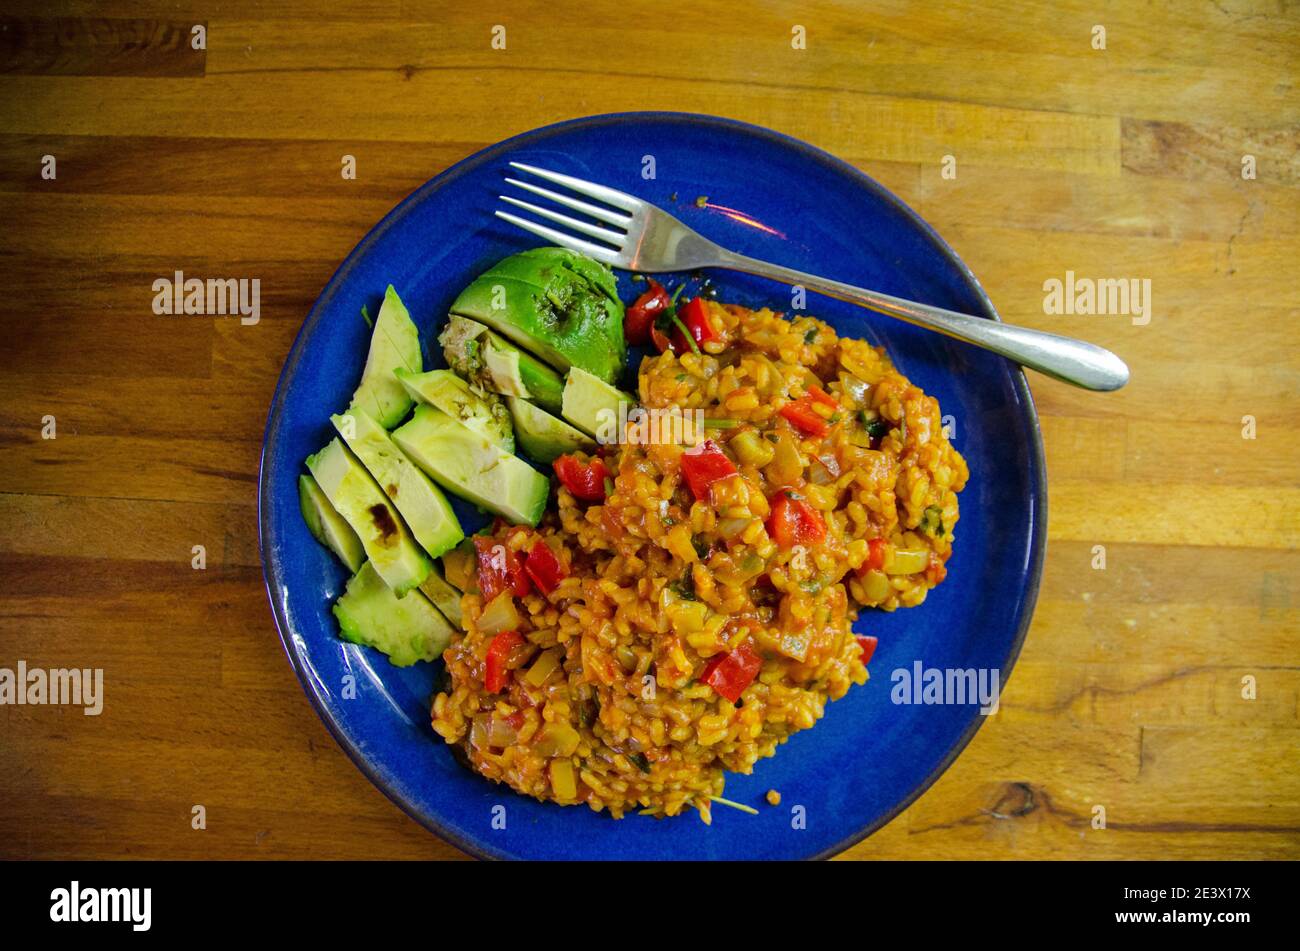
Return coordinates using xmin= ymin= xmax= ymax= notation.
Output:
xmin=257 ymin=110 xmax=1048 ymax=861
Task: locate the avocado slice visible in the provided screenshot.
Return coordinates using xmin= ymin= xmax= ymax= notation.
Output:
xmin=418 ymin=562 xmax=465 ymax=629
xmin=440 ymin=315 xmax=564 ymax=415
xmin=352 ymin=285 xmax=422 ymax=428
xmin=562 ymin=365 xmax=635 ymax=441
xmin=395 ymin=367 xmax=514 ymax=453
xmin=305 ymin=438 xmax=431 ymax=596
xmin=392 ymin=404 xmax=549 ymax=527
xmin=507 ymin=396 xmax=594 ymax=464
xmin=298 ymin=473 xmax=366 ymax=572
xmin=330 ymin=407 xmax=464 ymax=559
xmin=449 ymin=247 xmax=626 ymax=384
xmin=334 ymin=560 xmax=454 ymax=667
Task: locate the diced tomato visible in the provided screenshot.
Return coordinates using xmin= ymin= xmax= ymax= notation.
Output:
xmin=766 ymin=490 xmax=827 ymax=548
xmin=523 ymin=539 xmax=566 ymax=594
xmin=699 ymin=641 xmax=762 ymax=703
xmin=855 ymin=538 xmax=888 ymax=576
xmin=924 ymin=550 xmax=948 ymax=586
xmin=856 ymin=635 xmax=878 ymax=667
xmin=679 ymin=439 xmax=737 ymax=501
xmin=676 ymin=297 xmax=719 ymax=350
xmin=484 ymin=630 xmax=524 ymax=693
xmin=473 ymin=535 xmax=532 ymax=602
xmin=553 ymin=454 xmax=610 ymax=502
xmin=649 ymin=320 xmax=674 ymax=354
xmin=625 ymin=280 xmax=670 ymax=346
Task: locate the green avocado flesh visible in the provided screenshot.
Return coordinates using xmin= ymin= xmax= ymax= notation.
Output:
xmin=298 ymin=473 xmax=366 ymax=572
xmin=562 ymin=366 xmax=635 ymax=441
xmin=395 ymin=367 xmax=514 ymax=453
xmin=507 ymin=396 xmax=594 ymax=464
xmin=330 ymin=407 xmax=464 ymax=559
xmin=392 ymin=404 xmax=549 ymax=527
xmin=333 ymin=561 xmax=454 ymax=666
xmin=352 ymin=285 xmax=422 ymax=428
xmin=439 ymin=315 xmax=564 ymax=415
xmin=305 ymin=438 xmax=431 ymax=596
xmin=449 ymin=247 xmax=626 ymax=385
xmin=417 ymin=562 xmax=465 ymax=629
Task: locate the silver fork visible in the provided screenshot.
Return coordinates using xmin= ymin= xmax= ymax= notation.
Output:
xmin=495 ymin=162 xmax=1129 ymax=392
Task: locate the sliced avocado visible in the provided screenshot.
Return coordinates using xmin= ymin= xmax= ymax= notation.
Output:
xmin=440 ymin=315 xmax=564 ymax=415
xmin=562 ymin=366 xmax=634 ymax=442
xmin=330 ymin=407 xmax=464 ymax=559
xmin=418 ymin=562 xmax=465 ymax=629
xmin=298 ymin=473 xmax=366 ymax=572
xmin=395 ymin=368 xmax=514 ymax=453
xmin=305 ymin=438 xmax=431 ymax=596
xmin=352 ymin=285 xmax=422 ymax=428
xmin=334 ymin=561 xmax=454 ymax=666
xmin=449 ymin=247 xmax=626 ymax=384
xmin=392 ymin=405 xmax=549 ymax=527
xmin=508 ymin=396 xmax=594 ymax=464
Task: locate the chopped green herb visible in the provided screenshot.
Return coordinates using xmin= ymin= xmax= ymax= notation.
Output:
xmin=859 ymin=411 xmax=889 ymax=441
xmin=804 ymin=328 xmax=818 ymax=344
xmin=919 ymin=505 xmax=945 ymax=538
xmin=629 ymin=751 xmax=651 ymax=773
xmin=667 ymin=570 xmax=697 ymax=601
xmin=691 ymin=533 xmax=712 ymax=560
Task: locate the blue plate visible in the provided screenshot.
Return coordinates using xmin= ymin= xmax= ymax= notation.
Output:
xmin=258 ymin=112 xmax=1046 ymax=860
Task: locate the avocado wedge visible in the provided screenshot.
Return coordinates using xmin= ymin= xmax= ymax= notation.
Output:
xmin=562 ymin=366 xmax=635 ymax=441
xmin=305 ymin=438 xmax=431 ymax=596
xmin=418 ymin=562 xmax=465 ymax=629
xmin=334 ymin=560 xmax=454 ymax=666
xmin=298 ymin=473 xmax=366 ymax=572
xmin=449 ymin=247 xmax=625 ymax=385
xmin=395 ymin=367 xmax=514 ymax=453
xmin=330 ymin=406 xmax=464 ymax=559
xmin=508 ymin=396 xmax=594 ymax=464
xmin=352 ymin=285 xmax=422 ymax=428
xmin=440 ymin=315 xmax=564 ymax=415
xmin=392 ymin=404 xmax=549 ymax=527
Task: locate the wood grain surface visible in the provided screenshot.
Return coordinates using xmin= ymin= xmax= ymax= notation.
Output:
xmin=0 ymin=1 xmax=1296 ymax=861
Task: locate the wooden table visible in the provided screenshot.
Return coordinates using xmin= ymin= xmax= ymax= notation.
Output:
xmin=1 ymin=1 xmax=1296 ymax=861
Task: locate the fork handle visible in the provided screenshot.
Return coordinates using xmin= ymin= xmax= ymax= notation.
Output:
xmin=715 ymin=251 xmax=1129 ymax=391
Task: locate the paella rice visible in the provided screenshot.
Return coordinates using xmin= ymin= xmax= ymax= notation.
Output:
xmin=431 ymin=300 xmax=968 ymax=820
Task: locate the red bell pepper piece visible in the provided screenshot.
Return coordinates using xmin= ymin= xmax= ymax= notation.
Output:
xmin=779 ymin=398 xmax=828 ymax=436
xmin=523 ymin=539 xmax=566 ymax=594
xmin=699 ymin=641 xmax=762 ymax=703
xmin=679 ymin=439 xmax=737 ymax=501
xmin=625 ymin=280 xmax=671 ymax=346
xmin=676 ymin=297 xmax=719 ymax=350
xmin=779 ymin=386 xmax=839 ymax=437
xmin=553 ymin=454 xmax=610 ymax=502
xmin=856 ymin=635 xmax=878 ymax=666
xmin=474 ymin=535 xmax=532 ymax=602
xmin=766 ymin=490 xmax=827 ymax=548
xmin=484 ymin=630 xmax=524 ymax=693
